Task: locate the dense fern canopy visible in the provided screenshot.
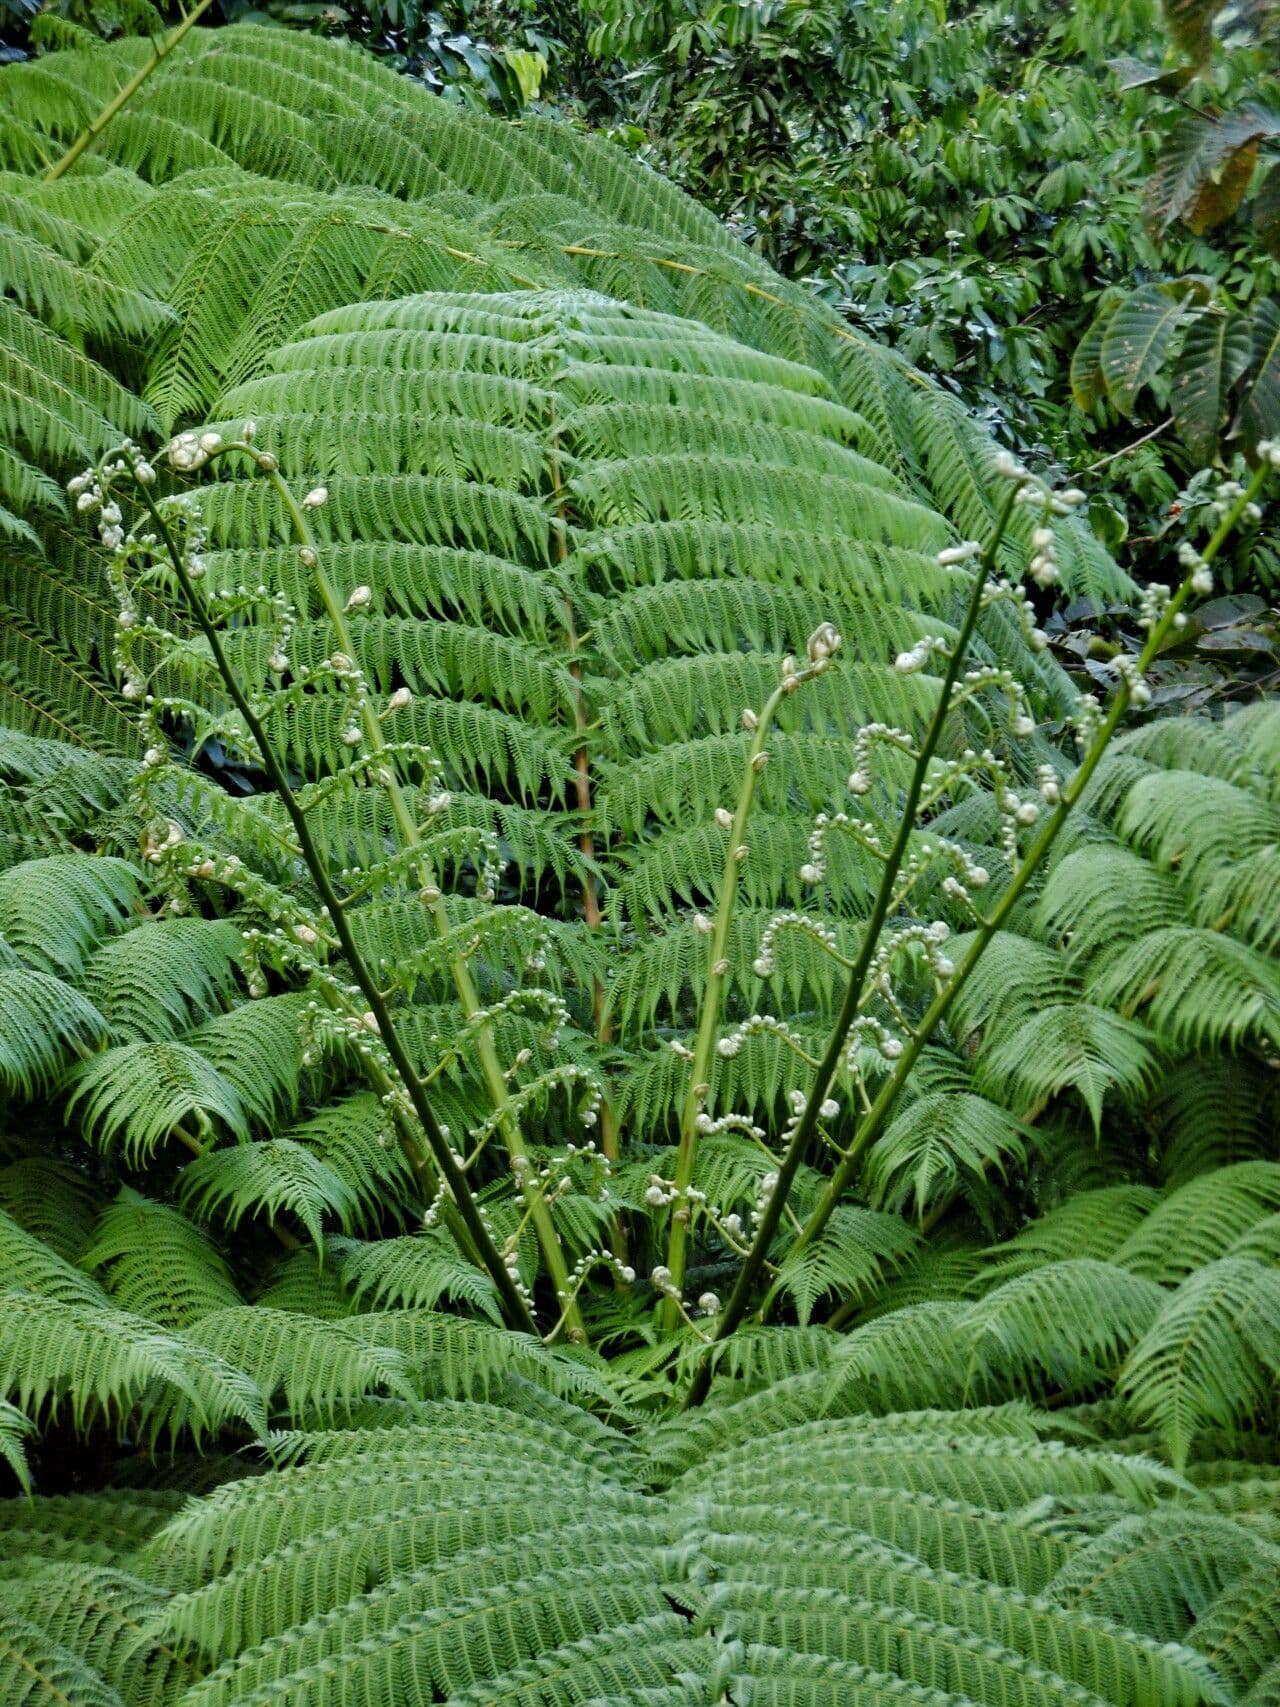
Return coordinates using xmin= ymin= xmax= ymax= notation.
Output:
xmin=0 ymin=20 xmax=1278 ymax=1707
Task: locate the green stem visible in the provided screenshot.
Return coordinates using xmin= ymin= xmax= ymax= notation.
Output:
xmin=683 ymin=464 xmax=1269 ymax=1409
xmin=780 ymin=464 xmax=1271 ymax=1269
xmin=129 ymin=472 xmax=539 ymax=1337
xmin=681 ymin=483 xmax=1020 ymax=1405
xmin=660 ymin=671 xmax=796 ymax=1327
xmin=261 ymin=464 xmax=586 ymax=1342
xmin=43 ymin=0 xmax=219 ymax=182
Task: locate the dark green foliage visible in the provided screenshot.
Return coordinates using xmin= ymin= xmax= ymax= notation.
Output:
xmin=0 ymin=23 xmax=1277 ymax=1707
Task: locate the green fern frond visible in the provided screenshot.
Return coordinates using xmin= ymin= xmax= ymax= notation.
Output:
xmin=1046 ymin=1508 xmax=1269 ymax=1638
xmin=0 ymin=853 xmax=140 ymax=976
xmin=0 ymin=968 xmax=111 ymax=1096
xmin=983 ymin=1186 xmax=1163 ymax=1281
xmin=770 ymin=1207 xmax=921 ymax=1326
xmin=335 ymin=1231 xmax=504 ymax=1323
xmin=962 ymin=1261 xmax=1166 ymax=1399
xmin=1194 ymin=1558 xmax=1280 ymax=1700
xmin=1117 ymin=770 xmax=1280 ymax=891
xmin=81 ymin=1191 xmax=242 ymax=1329
xmin=0 ymin=1156 xmax=102 ymax=1263
xmin=0 ymin=1487 xmax=184 ymax=1568
xmin=262 ymin=1092 xmax=415 ymax=1227
xmin=184 ymin=996 xmax=306 ymax=1134
xmin=0 ymin=297 xmax=156 ymax=470
xmin=183 ymin=1306 xmax=417 ymax=1424
xmin=825 ymin=1303 xmax=975 ymax=1414
xmin=0 ymin=1205 xmax=109 ymax=1307
xmin=868 ymin=1091 xmax=1028 ymax=1219
xmin=177 ymin=1139 xmax=362 ymax=1250
xmin=65 ymin=1041 xmax=248 ymax=1164
xmin=0 ymin=1401 xmax=32 ymax=1495
xmin=1092 ymin=928 xmax=1280 ymax=1044
xmin=1120 ymin=1257 xmax=1280 ymax=1467
xmin=1113 ymin=1162 xmax=1280 ymax=1283
xmin=1037 ymin=844 xmax=1181 ymax=965
xmin=0 ymin=1563 xmax=190 ymax=1707
xmin=0 ymin=1609 xmax=124 ymax=1707
xmin=1153 ymin=1058 xmax=1279 ymax=1185
xmin=0 ymin=1290 xmax=266 ymax=1445
xmin=975 ymin=1002 xmax=1161 ymax=1131
xmin=81 ymin=919 xmax=243 ymax=1042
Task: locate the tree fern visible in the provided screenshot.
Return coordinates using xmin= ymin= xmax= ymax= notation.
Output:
xmin=0 ymin=27 xmax=1277 ymax=1707
xmin=1 ymin=1384 xmax=1245 ymax=1707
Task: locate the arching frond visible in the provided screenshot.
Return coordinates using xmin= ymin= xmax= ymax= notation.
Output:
xmin=867 ymin=1091 xmax=1028 ymax=1219
xmin=0 ymin=968 xmax=110 ymax=1096
xmin=0 ymin=1290 xmax=266 ymax=1445
xmin=1113 ymin=1162 xmax=1280 ymax=1283
xmin=177 ymin=1140 xmax=363 ymax=1249
xmin=0 ymin=853 xmax=139 ymax=976
xmin=1088 ymin=927 xmax=1280 ymax=1052
xmin=64 ymin=1042 xmax=249 ymax=1164
xmin=962 ymin=1260 xmax=1166 ymax=1399
xmin=975 ymin=1002 xmax=1161 ymax=1131
xmin=1121 ymin=1257 xmax=1280 ymax=1467
xmin=81 ymin=1191 xmax=242 ymax=1329
xmin=335 ymin=1232 xmax=503 ymax=1323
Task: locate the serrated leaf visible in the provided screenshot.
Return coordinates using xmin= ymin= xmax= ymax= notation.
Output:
xmin=1099 ymin=284 xmax=1191 ymax=414
xmin=1173 ymin=309 xmax=1252 ymax=460
xmin=1071 ymin=295 xmax=1121 ymax=410
xmin=1235 ymin=296 xmax=1280 ymax=451
xmin=1146 ymin=107 xmax=1280 ymax=235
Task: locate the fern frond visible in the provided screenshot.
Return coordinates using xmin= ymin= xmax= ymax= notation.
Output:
xmin=183 ymin=995 xmax=306 ymax=1134
xmin=0 ymin=1290 xmax=266 ymax=1445
xmin=962 ymin=1261 xmax=1166 ymax=1399
xmin=867 ymin=1091 xmax=1028 ymax=1219
xmin=1153 ymin=1058 xmax=1279 ymax=1185
xmin=1089 ymin=926 xmax=1280 ymax=1052
xmin=65 ymin=1042 xmax=249 ymax=1163
xmin=80 ymin=918 xmax=243 ymax=1042
xmin=975 ymin=1002 xmax=1161 ymax=1131
xmin=1120 ymin=1257 xmax=1280 ymax=1467
xmin=0 ymin=1402 xmax=32 ymax=1495
xmin=769 ymin=1207 xmax=922 ymax=1327
xmin=183 ymin=1307 xmax=414 ymax=1425
xmin=177 ymin=1139 xmax=362 ymax=1250
xmin=0 ymin=1609 xmax=124 ymax=1707
xmin=1194 ymin=1557 xmax=1280 ymax=1700
xmin=983 ymin=1186 xmax=1163 ymax=1281
xmin=1113 ymin=1162 xmax=1280 ymax=1283
xmin=0 ymin=968 xmax=111 ymax=1096
xmin=335 ymin=1231 xmax=503 ymax=1323
xmin=0 ymin=853 xmax=140 ymax=976
xmin=81 ymin=1191 xmax=242 ymax=1328
xmin=0 ymin=1206 xmax=109 ymax=1308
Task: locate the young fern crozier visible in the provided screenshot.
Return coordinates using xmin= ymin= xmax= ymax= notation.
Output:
xmin=680 ymin=446 xmax=1276 ymax=1406
xmin=75 ymin=430 xmax=616 ymax=1342
xmin=656 ymin=623 xmax=841 ymax=1328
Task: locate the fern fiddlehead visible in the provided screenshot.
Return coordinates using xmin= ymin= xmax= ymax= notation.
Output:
xmin=683 ymin=452 xmax=1275 ymax=1406
xmin=83 ymin=433 xmax=542 ymax=1336
xmin=253 ymin=442 xmax=589 ymax=1341
xmin=659 ymin=628 xmax=840 ymax=1326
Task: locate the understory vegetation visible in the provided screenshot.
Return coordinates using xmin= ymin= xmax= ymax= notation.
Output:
xmin=0 ymin=8 xmax=1278 ymax=1707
